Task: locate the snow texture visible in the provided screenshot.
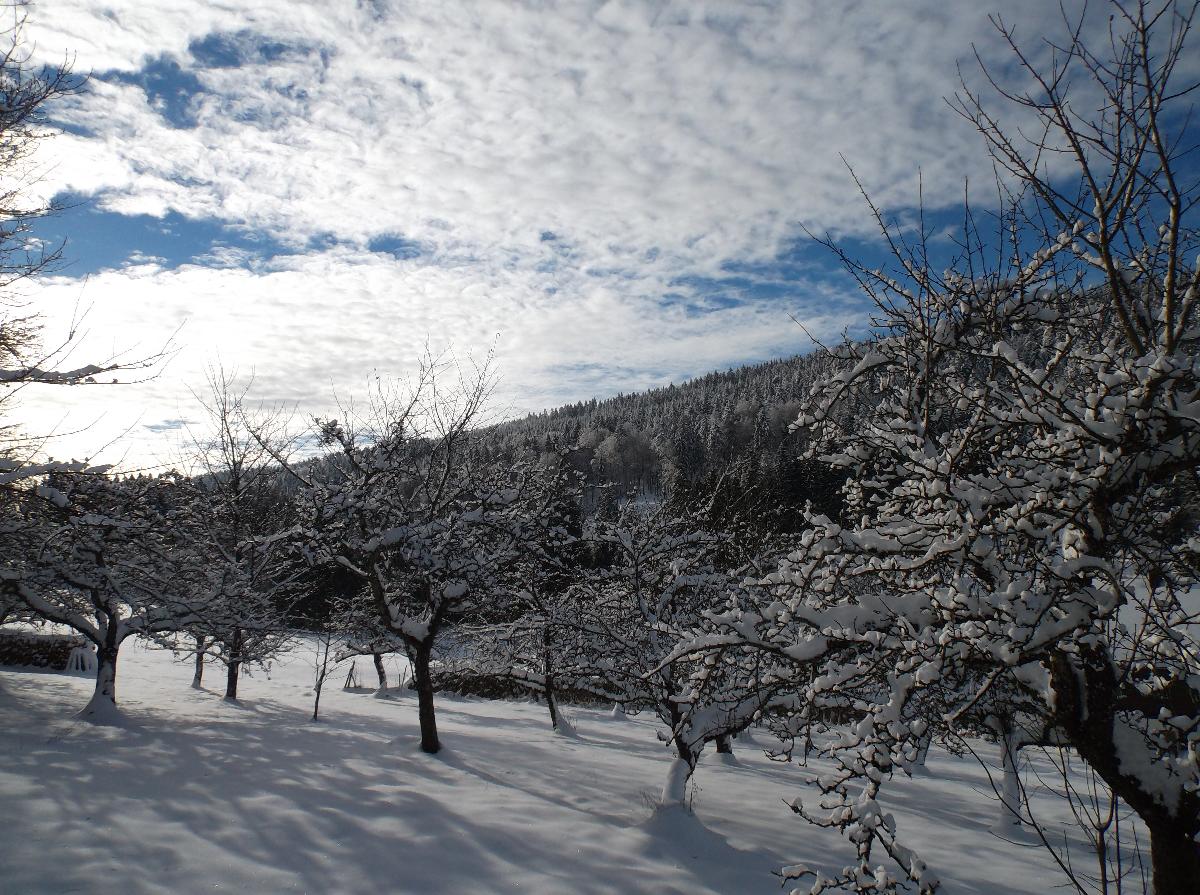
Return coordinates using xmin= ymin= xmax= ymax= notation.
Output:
xmin=0 ymin=636 xmax=1115 ymax=895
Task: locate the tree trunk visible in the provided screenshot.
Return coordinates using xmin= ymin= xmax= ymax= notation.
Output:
xmin=988 ymin=715 xmax=1027 ymax=835
xmin=660 ymin=739 xmax=697 ymax=808
xmin=1148 ymin=819 xmax=1200 ymax=895
xmin=715 ymin=734 xmax=733 ymax=754
xmin=660 ymin=734 xmax=698 ymax=807
xmin=79 ymin=640 xmax=122 ymax=724
xmin=191 ymin=635 xmax=206 ymax=689
xmin=225 ymin=657 xmax=241 ymax=700
xmin=543 ymin=627 xmax=561 ymax=731
xmin=312 ymin=632 xmax=331 ymax=721
xmin=990 ymin=728 xmax=1023 ymax=834
xmin=1050 ymin=648 xmax=1200 ymax=895
xmin=372 ymin=652 xmax=387 ymax=691
xmin=224 ymin=628 xmax=242 ymax=701
xmin=412 ymin=639 xmax=440 ymax=754
xmin=545 ymin=681 xmax=560 ymax=730
xmin=661 ymin=758 xmax=691 ymax=807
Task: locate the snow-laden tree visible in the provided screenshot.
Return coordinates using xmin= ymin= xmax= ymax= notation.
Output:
xmin=443 ymin=458 xmax=588 ymax=733
xmin=1 ymin=472 xmax=215 ymax=722
xmin=268 ymin=355 xmax=554 ymax=753
xmin=166 ymin=368 xmax=296 ymax=699
xmin=561 ymin=503 xmax=778 ymax=807
xmin=732 ymin=4 xmax=1200 ymax=892
xmin=0 ymin=7 xmax=82 ymax=416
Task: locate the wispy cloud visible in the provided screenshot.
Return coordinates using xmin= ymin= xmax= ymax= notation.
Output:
xmin=19 ymin=0 xmax=1115 ymax=464
xmin=24 ymin=247 xmax=859 ymax=464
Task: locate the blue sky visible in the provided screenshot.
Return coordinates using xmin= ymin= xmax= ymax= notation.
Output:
xmin=19 ymin=0 xmax=1100 ymax=467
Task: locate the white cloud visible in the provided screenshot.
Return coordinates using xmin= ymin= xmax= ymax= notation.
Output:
xmin=14 ymin=0 xmax=1132 ymax=464
xmin=30 ymin=0 xmax=1090 ymax=258
xmin=22 ymin=248 xmax=857 ymax=466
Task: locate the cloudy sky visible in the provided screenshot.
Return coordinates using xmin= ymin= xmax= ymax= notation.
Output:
xmin=16 ymin=0 xmax=1088 ymax=468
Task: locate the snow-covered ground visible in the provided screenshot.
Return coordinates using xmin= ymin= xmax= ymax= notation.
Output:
xmin=0 ymin=639 xmax=1111 ymax=894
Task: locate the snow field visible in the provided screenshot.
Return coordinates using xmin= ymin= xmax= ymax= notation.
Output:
xmin=0 ymin=638 xmax=1109 ymax=894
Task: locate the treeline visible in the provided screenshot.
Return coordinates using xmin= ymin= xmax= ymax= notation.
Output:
xmin=480 ymin=349 xmax=852 ymax=529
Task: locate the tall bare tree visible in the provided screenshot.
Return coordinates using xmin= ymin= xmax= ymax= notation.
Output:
xmin=261 ymin=352 xmax=513 ymax=753
xmin=168 ymin=368 xmax=295 ymax=700
xmin=726 ymin=4 xmax=1200 ymax=893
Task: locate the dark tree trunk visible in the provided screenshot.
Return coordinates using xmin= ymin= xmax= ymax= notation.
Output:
xmin=1142 ymin=815 xmax=1200 ymax=892
xmin=543 ymin=626 xmax=560 ymax=731
xmin=224 ymin=628 xmax=242 ymax=701
xmin=92 ymin=646 xmax=118 ymax=704
xmin=412 ymin=639 xmax=440 ymax=753
xmin=545 ymin=682 xmax=560 ymax=731
xmin=1148 ymin=818 xmax=1200 ymax=895
xmin=192 ymin=634 xmax=207 ymax=689
xmin=715 ymin=734 xmax=733 ymax=754
xmin=79 ymin=631 xmax=122 ymax=724
xmin=372 ymin=652 xmax=387 ymax=691
xmin=312 ymin=632 xmax=331 ymax=721
xmin=1050 ymin=648 xmax=1200 ymax=895
xmin=225 ymin=658 xmax=241 ymax=700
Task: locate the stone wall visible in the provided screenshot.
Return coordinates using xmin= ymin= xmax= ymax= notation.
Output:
xmin=0 ymin=630 xmax=90 ymax=670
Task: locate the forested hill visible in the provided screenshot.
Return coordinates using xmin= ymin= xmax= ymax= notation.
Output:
xmin=482 ymin=349 xmax=850 ymax=525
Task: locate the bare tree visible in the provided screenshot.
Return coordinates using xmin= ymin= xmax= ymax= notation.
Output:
xmin=259 ymin=352 xmax=514 ymax=753
xmin=444 ymin=456 xmax=586 ymax=732
xmin=170 ymin=368 xmax=295 ymax=701
xmin=733 ymin=4 xmax=1200 ymax=892
xmin=0 ymin=3 xmax=169 ymax=525
xmin=1 ymin=472 xmax=214 ymax=723
xmin=553 ymin=503 xmax=779 ymax=807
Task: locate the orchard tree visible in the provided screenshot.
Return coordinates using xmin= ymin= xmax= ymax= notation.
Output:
xmin=0 ymin=0 xmax=167 ymax=640
xmin=742 ymin=3 xmax=1200 ymax=893
xmin=564 ymin=502 xmax=777 ymax=807
xmin=267 ymin=354 xmax=544 ymax=753
xmin=0 ymin=5 xmax=78 ymax=409
xmin=1 ymin=472 xmax=214 ymax=722
xmin=449 ymin=457 xmax=587 ymax=733
xmin=170 ymin=368 xmax=296 ymax=700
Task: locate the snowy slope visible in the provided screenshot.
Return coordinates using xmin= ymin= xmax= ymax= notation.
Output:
xmin=0 ymin=638 xmax=1112 ymax=894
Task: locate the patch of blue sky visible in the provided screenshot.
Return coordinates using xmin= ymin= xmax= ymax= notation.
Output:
xmin=306 ymin=229 xmax=426 ymax=260
xmin=367 ymin=234 xmax=426 ymax=260
xmin=80 ymin=35 xmax=326 ymax=133
xmin=536 ymin=230 xmax=580 ymax=274
xmin=306 ymin=231 xmax=345 ymax=252
xmin=105 ymin=57 xmax=207 ymax=130
xmin=142 ymin=418 xmax=193 ymax=434
xmin=665 ymin=250 xmax=857 ymax=316
xmin=818 ymin=200 xmax=1055 ymax=277
xmin=659 ymin=286 xmax=747 ymax=315
xmin=583 ymin=266 xmax=640 ymax=280
xmin=752 ymin=200 xmax=1075 ymax=311
xmin=190 ymin=30 xmax=323 ymax=69
xmin=31 ymin=194 xmax=293 ymax=276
